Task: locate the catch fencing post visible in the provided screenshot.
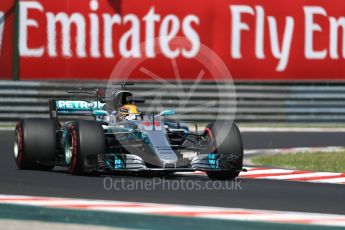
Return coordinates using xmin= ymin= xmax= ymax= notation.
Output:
xmin=13 ymin=0 xmax=19 ymax=81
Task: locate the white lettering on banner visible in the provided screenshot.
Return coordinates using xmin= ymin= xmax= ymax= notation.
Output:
xmin=329 ymin=17 xmax=345 ymax=59
xmin=143 ymin=8 xmax=161 ymax=58
xmin=182 ymin=15 xmax=200 ymax=58
xmin=103 ymin=14 xmax=121 ymax=58
xmin=119 ymin=14 xmax=141 ymax=58
xmin=230 ymin=5 xmax=295 ymax=72
xmin=16 ymin=0 xmax=345 ymax=74
xmin=19 ymin=1 xmax=44 ymax=57
xmin=160 ymin=15 xmax=181 ymax=58
xmin=89 ymin=0 xmax=100 ymax=58
xmin=230 ymin=5 xmax=254 ymax=59
xmin=18 ymin=0 xmax=200 ymax=59
xmin=268 ymin=16 xmax=294 ymax=71
xmin=255 ymin=6 xmax=265 ymax=59
xmin=304 ymin=6 xmax=327 ymax=59
xmin=47 ymin=12 xmax=86 ymax=58
xmin=0 ymin=11 xmax=4 ymax=55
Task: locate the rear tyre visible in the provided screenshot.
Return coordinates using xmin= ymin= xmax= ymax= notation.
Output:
xmin=65 ymin=120 xmax=105 ymax=175
xmin=14 ymin=119 xmax=56 ymax=170
xmin=204 ymin=123 xmax=243 ymax=180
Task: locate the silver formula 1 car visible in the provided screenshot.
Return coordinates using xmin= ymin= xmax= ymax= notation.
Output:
xmin=14 ymin=83 xmax=244 ymax=180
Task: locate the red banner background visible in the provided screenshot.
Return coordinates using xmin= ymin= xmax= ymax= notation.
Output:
xmin=1 ymin=0 xmax=345 ymax=80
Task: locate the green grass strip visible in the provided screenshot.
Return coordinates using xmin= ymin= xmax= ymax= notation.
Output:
xmin=252 ymin=151 xmax=345 ymax=172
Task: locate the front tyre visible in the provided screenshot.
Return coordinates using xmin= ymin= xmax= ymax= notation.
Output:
xmin=204 ymin=122 xmax=243 ymax=180
xmin=14 ymin=119 xmax=56 ymax=170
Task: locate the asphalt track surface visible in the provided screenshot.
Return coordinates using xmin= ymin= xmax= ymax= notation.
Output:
xmin=0 ymin=131 xmax=345 ymax=215
xmin=242 ymin=131 xmax=345 ymax=149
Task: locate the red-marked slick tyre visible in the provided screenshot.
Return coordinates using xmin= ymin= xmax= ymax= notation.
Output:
xmin=65 ymin=120 xmax=105 ymax=175
xmin=203 ymin=122 xmax=243 ymax=180
xmin=14 ymin=119 xmax=56 ymax=170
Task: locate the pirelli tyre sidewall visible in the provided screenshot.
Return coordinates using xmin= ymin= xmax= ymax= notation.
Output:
xmin=14 ymin=118 xmax=56 ymax=170
xmin=204 ymin=122 xmax=243 ymax=180
xmin=65 ymin=120 xmax=106 ymax=175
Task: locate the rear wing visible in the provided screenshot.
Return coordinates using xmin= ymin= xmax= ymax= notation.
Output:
xmin=49 ymin=99 xmax=106 ymax=119
xmin=48 ymin=83 xmax=139 ymax=120
xmin=49 ymin=88 xmax=107 ymax=119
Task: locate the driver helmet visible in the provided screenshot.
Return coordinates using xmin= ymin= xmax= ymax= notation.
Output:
xmin=116 ymin=104 xmax=140 ymax=122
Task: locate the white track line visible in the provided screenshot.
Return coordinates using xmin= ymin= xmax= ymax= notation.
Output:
xmin=0 ymin=194 xmax=345 ymax=227
xmin=260 ymin=172 xmax=341 ymax=180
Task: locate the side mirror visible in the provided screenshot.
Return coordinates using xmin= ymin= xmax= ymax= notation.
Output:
xmin=159 ymin=109 xmax=175 ymax=116
xmin=93 ymin=110 xmax=108 ymax=116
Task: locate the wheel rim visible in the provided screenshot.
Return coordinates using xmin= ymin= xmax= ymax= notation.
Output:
xmin=65 ymin=133 xmax=74 ymax=165
xmin=14 ymin=129 xmax=19 ymax=159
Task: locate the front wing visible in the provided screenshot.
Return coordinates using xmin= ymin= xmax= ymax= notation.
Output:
xmin=97 ymin=153 xmax=242 ymax=174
